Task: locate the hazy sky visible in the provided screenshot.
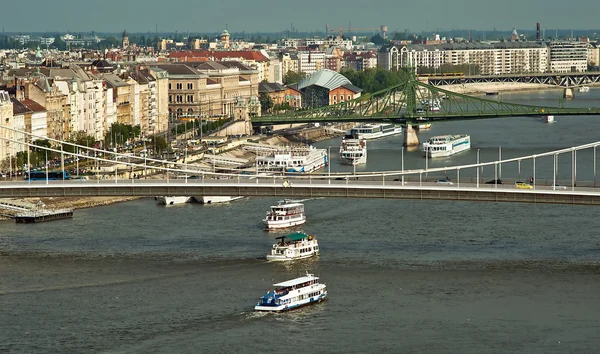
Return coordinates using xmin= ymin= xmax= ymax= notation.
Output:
xmin=3 ymin=0 xmax=600 ymax=34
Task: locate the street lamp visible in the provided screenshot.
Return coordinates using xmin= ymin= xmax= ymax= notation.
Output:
xmin=401 ymin=146 xmax=404 ymax=185
xmin=476 ymin=148 xmax=480 ymax=188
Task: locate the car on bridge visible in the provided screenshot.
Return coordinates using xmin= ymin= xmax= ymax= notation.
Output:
xmin=515 ymin=181 xmax=533 ymax=189
xmin=553 ymin=183 xmax=568 ymax=190
xmin=485 ymin=179 xmax=503 ymax=184
xmin=435 ymin=178 xmax=453 ymax=185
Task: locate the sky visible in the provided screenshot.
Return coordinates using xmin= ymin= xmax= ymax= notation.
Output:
xmin=3 ymin=0 xmax=600 ymax=35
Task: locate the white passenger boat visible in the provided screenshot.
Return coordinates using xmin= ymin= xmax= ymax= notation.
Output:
xmin=264 ymin=200 xmax=306 ymax=230
xmin=256 ymin=146 xmax=327 ymax=173
xmin=349 ymin=123 xmax=402 ymax=140
xmin=579 ymin=86 xmax=590 ymax=93
xmin=156 ymin=196 xmax=192 ymax=205
xmin=339 ymin=137 xmax=367 ymax=165
xmin=195 ymin=196 xmax=244 ymax=204
xmin=266 ymin=232 xmax=319 ymax=262
xmin=543 ymin=115 xmax=555 ymax=123
xmin=254 ymin=272 xmax=327 ymax=312
xmin=422 ymin=134 xmax=471 ymax=158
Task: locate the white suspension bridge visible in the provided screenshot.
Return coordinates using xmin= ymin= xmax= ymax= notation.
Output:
xmin=1 ymin=126 xmax=600 ymax=206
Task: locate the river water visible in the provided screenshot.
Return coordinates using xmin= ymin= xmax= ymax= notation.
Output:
xmin=1 ymin=88 xmax=600 ymax=353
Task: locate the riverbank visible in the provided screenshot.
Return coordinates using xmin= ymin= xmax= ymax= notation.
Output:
xmin=1 ymin=123 xmax=353 ymax=218
xmin=437 ymin=82 xmax=560 ymax=94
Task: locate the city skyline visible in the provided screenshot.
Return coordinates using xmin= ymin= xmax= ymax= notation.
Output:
xmin=3 ymin=0 xmax=600 ymax=34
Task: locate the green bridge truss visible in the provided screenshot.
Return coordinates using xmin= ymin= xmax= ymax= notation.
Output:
xmin=251 ymin=73 xmax=600 ymax=126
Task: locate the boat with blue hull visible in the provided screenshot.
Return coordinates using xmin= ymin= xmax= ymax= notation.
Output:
xmin=254 ymin=272 xmax=327 ymax=312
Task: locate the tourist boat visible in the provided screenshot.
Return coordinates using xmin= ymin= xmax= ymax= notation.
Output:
xmin=422 ymin=134 xmax=471 ymax=158
xmin=266 ymin=232 xmax=319 ymax=262
xmin=416 ymin=117 xmax=432 ymax=130
xmin=256 ymin=146 xmax=327 ymax=173
xmin=254 ymin=272 xmax=327 ymax=312
xmin=578 ymin=86 xmax=590 ymax=93
xmin=195 ymin=196 xmax=244 ymax=204
xmin=543 ymin=115 xmax=555 ymax=123
xmin=338 ymin=137 xmax=367 ymax=165
xmin=349 ymin=123 xmax=402 ymax=140
xmin=264 ymin=200 xmax=306 ymax=230
xmin=156 ymin=196 xmax=192 ymax=205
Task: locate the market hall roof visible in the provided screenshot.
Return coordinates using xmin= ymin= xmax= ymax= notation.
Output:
xmin=297 ymin=69 xmax=353 ymax=91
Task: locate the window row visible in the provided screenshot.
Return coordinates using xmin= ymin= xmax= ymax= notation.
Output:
xmin=169 ymin=95 xmax=195 ymax=103
xmin=168 ymin=83 xmax=195 ymax=90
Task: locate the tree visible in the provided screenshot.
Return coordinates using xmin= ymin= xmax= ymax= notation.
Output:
xmin=63 ymin=131 xmax=95 ymax=153
xmin=370 ymin=34 xmax=386 ymax=45
xmin=283 ymin=70 xmax=307 ymax=85
xmin=150 ymin=135 xmax=167 ymax=153
xmin=52 ymin=34 xmax=66 ymax=51
xmin=259 ymin=92 xmax=274 ymax=114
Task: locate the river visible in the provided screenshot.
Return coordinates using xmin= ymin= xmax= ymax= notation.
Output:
xmin=1 ymin=88 xmax=600 ymax=353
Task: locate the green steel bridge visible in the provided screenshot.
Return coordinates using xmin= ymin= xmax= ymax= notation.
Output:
xmin=251 ymin=73 xmax=600 ymax=126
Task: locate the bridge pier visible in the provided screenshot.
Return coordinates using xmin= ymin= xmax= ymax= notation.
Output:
xmin=563 ymin=87 xmax=574 ymax=99
xmin=403 ymin=125 xmax=420 ymax=147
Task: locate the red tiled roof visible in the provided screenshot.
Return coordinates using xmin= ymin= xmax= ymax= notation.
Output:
xmin=168 ymin=50 xmax=268 ymax=62
xmin=20 ymin=99 xmax=47 ymax=112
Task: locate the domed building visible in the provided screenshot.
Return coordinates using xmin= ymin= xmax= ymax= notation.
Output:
xmin=295 ymin=69 xmax=362 ymax=108
xmin=220 ymin=29 xmax=230 ymax=49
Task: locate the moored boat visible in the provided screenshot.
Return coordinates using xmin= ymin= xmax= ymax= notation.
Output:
xmin=254 ymin=272 xmax=327 ymax=312
xmin=256 ymin=146 xmax=327 ymax=173
xmin=339 ymin=137 xmax=367 ymax=165
xmin=156 ymin=196 xmax=192 ymax=205
xmin=349 ymin=123 xmax=402 ymax=140
xmin=266 ymin=232 xmax=319 ymax=262
xmin=264 ymin=200 xmax=306 ymax=230
xmin=195 ymin=196 xmax=244 ymax=204
xmin=422 ymin=134 xmax=471 ymax=158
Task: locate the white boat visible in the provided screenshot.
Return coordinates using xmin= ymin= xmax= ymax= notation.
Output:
xmin=156 ymin=196 xmax=192 ymax=205
xmin=339 ymin=137 xmax=367 ymax=165
xmin=349 ymin=123 xmax=402 ymax=140
xmin=264 ymin=200 xmax=306 ymax=230
xmin=579 ymin=86 xmax=590 ymax=93
xmin=418 ymin=123 xmax=432 ymax=130
xmin=422 ymin=134 xmax=471 ymax=158
xmin=543 ymin=115 xmax=555 ymax=123
xmin=256 ymin=146 xmax=327 ymax=173
xmin=254 ymin=272 xmax=327 ymax=312
xmin=195 ymin=196 xmax=244 ymax=204
xmin=266 ymin=232 xmax=319 ymax=262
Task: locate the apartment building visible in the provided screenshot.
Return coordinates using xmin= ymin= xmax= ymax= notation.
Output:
xmin=21 ymin=99 xmax=47 ymax=141
xmin=588 ymin=43 xmax=600 ymax=68
xmin=378 ymin=42 xmax=548 ymax=75
xmin=548 ymin=41 xmax=588 ymax=72
xmin=280 ymin=53 xmax=299 ymax=76
xmin=297 ymin=51 xmax=326 ymax=75
xmin=25 ymin=76 xmax=70 ymax=142
xmin=0 ymin=90 xmax=13 ymax=163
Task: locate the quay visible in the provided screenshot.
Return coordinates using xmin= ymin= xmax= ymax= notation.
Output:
xmin=15 ymin=208 xmax=74 ymax=224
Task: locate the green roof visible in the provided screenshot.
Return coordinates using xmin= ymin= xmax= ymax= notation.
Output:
xmin=283 ymin=232 xmax=309 ymax=241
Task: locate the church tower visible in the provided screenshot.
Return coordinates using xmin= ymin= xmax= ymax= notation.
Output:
xmin=122 ymin=29 xmax=130 ymax=48
xmin=220 ymin=29 xmax=230 ymax=49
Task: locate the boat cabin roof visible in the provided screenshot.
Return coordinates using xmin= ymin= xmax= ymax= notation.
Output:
xmin=271 ymin=202 xmax=303 ymax=208
xmin=276 ymin=232 xmax=309 ymax=242
xmin=273 ymin=274 xmax=318 ymax=287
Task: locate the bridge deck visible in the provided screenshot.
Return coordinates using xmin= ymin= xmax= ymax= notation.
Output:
xmin=2 ymin=180 xmax=600 ymax=206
